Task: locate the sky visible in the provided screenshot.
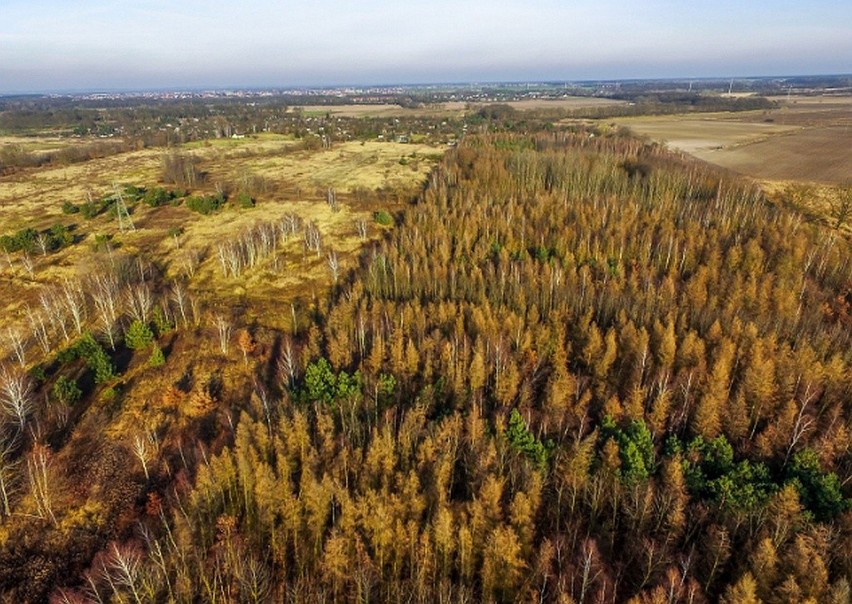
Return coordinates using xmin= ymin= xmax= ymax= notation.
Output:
xmin=1 ymin=0 xmax=851 ymax=93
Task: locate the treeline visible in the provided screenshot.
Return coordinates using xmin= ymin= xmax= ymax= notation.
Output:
xmin=38 ymin=129 xmax=852 ymax=602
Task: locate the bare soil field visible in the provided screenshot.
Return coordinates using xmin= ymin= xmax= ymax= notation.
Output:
xmin=294 ymin=96 xmax=626 ymax=118
xmin=610 ymin=95 xmax=852 ymax=184
xmin=697 ymin=126 xmax=852 ymax=183
xmin=609 ymin=115 xmax=798 ymax=154
xmin=500 ymin=97 xmax=628 ymax=111
xmin=294 ymin=104 xmax=464 ymax=118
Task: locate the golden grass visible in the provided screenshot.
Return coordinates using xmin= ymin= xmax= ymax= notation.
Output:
xmin=0 ymin=136 xmax=443 ymax=355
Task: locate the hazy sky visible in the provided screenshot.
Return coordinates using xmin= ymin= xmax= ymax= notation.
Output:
xmin=2 ymin=0 xmax=850 ymax=93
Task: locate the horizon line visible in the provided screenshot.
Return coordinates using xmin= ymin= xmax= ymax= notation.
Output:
xmin=2 ymin=73 xmax=850 ymax=98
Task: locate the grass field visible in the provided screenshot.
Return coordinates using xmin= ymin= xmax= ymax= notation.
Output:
xmin=0 ymin=134 xmax=443 ymax=343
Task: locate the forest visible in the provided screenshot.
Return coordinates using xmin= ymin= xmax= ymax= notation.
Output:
xmin=1 ymin=123 xmax=851 ymax=602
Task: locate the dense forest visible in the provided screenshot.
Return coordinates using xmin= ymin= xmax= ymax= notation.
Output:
xmin=2 ymin=127 xmax=852 ymax=602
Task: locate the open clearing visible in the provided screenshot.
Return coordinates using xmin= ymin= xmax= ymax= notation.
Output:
xmin=609 ymin=95 xmax=852 ymax=184
xmin=0 ymin=134 xmax=443 ymax=337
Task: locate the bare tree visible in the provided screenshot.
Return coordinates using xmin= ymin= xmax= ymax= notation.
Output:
xmin=170 ymin=282 xmax=189 ymax=328
xmin=91 ymin=273 xmax=122 ymax=349
xmin=327 ymin=187 xmax=339 ymax=212
xmin=327 ymin=250 xmax=340 ymax=284
xmin=217 ymin=242 xmax=243 ymax=278
xmin=20 ymin=253 xmax=34 ymax=276
xmin=61 ymin=279 xmax=87 ymax=336
xmin=0 ymin=433 xmax=19 ymax=517
xmin=182 ymin=248 xmax=203 ymax=278
xmin=279 ymin=337 xmax=299 ymax=388
xmin=356 ymin=219 xmax=368 ymax=241
xmin=5 ymin=327 xmax=27 ymax=367
xmin=27 ymin=444 xmax=57 ymax=526
xmin=0 ymin=367 xmax=34 ymax=432
xmin=126 ymin=283 xmax=153 ymax=324
xmin=214 ymin=315 xmax=232 ymax=354
xmin=101 ymin=541 xmax=144 ymax=604
xmin=190 ymin=296 xmax=202 ymax=327
xmin=132 ymin=433 xmax=153 ymax=481
xmin=280 ymin=213 xmax=301 ymax=242
xmin=40 ymin=289 xmax=71 ymax=342
xmin=304 ymin=221 xmax=322 ymax=257
xmin=26 ymin=305 xmax=51 ymax=354
xmin=36 ymin=233 xmax=49 ymax=256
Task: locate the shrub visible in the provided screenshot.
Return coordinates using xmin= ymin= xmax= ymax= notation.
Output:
xmin=235 ymin=192 xmax=255 ymax=209
xmin=125 ymin=319 xmax=154 ymax=350
xmin=92 ymin=233 xmax=113 ymax=252
xmin=151 ymin=306 xmax=173 ymax=336
xmin=143 ymin=187 xmax=174 ymax=207
xmin=374 ymin=210 xmax=393 ymax=226
xmin=148 ymin=346 xmax=165 ymax=367
xmin=122 ymin=184 xmax=146 ymax=201
xmin=185 ymin=193 xmax=226 ymax=215
xmin=52 ymin=375 xmax=82 ymax=406
xmin=0 ymin=227 xmax=38 ymax=253
xmin=48 ymin=224 xmax=73 ymax=250
xmin=61 ymin=201 xmax=80 ymax=214
xmin=76 ymin=333 xmax=115 ymax=384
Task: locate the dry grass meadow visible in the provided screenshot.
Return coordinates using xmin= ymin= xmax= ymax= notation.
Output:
xmin=0 ymin=134 xmax=443 ymax=340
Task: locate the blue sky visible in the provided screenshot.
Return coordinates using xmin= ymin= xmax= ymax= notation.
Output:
xmin=1 ymin=0 xmax=850 ymax=93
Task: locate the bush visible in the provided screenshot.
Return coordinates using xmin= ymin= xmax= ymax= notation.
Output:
xmin=92 ymin=233 xmax=113 ymax=252
xmin=235 ymin=192 xmax=255 ymax=209
xmin=61 ymin=201 xmax=80 ymax=214
xmin=122 ymin=184 xmax=146 ymax=201
xmin=185 ymin=193 xmax=226 ymax=215
xmin=47 ymin=224 xmax=73 ymax=250
xmin=151 ymin=306 xmax=173 ymax=336
xmin=52 ymin=375 xmax=82 ymax=406
xmin=80 ymin=202 xmax=101 ymax=219
xmin=75 ymin=333 xmax=115 ymax=384
xmin=143 ymin=187 xmax=174 ymax=207
xmin=125 ymin=319 xmax=154 ymax=350
xmin=148 ymin=346 xmax=165 ymax=367
xmin=80 ymin=196 xmax=115 ymax=219
xmin=0 ymin=227 xmax=38 ymax=253
xmin=374 ymin=210 xmax=394 ymax=226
